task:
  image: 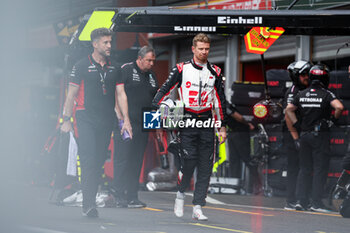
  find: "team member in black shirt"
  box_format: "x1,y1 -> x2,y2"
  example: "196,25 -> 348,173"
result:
286,64 -> 343,212
112,46 -> 159,208
283,60 -> 312,210
61,28 -> 132,218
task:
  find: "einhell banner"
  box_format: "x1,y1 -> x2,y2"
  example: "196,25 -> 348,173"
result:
149,0 -> 272,38
176,0 -> 272,10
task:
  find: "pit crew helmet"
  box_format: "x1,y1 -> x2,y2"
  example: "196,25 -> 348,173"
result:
287,60 -> 312,88
309,63 -> 330,88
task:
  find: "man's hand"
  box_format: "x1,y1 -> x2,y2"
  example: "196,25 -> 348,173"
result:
248,123 -> 255,131
121,119 -> 133,139
218,127 -> 227,144
60,121 -> 72,133
294,138 -> 301,151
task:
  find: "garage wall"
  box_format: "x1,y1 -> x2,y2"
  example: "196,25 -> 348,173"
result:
313,36 -> 350,61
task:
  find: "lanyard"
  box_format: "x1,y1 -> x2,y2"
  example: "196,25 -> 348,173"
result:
99,70 -> 107,95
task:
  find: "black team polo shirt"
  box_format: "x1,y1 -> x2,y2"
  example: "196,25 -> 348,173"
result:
119,61 -> 159,126
69,54 -> 120,126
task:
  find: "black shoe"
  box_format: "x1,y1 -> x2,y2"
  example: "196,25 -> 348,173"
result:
295,201 -> 308,211
109,187 -> 127,208
310,202 -> 331,213
82,207 -> 99,218
284,201 -> 297,210
128,199 -> 146,208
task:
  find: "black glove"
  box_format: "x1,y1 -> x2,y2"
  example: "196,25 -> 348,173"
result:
294,139 -> 301,151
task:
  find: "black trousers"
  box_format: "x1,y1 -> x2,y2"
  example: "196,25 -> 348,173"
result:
283,131 -> 300,203
227,131 -> 260,193
297,132 -> 330,205
76,115 -> 112,209
177,127 -> 215,206
113,126 -> 149,201
228,131 -> 250,178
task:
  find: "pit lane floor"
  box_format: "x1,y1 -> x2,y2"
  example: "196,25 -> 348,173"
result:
1,183 -> 349,233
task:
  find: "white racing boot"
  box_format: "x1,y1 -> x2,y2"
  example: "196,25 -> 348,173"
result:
192,205 -> 208,221
174,192 -> 185,217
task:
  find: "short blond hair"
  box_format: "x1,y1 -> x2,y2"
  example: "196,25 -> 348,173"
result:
192,33 -> 211,47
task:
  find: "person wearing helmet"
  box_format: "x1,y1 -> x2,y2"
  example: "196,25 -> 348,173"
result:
285,63 -> 344,212
283,60 -> 312,210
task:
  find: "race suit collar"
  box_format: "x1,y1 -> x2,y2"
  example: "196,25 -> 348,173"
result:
191,59 -> 211,71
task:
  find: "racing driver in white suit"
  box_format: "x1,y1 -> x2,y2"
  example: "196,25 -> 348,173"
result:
152,33 -> 227,221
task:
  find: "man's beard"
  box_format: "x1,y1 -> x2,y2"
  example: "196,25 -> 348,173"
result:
197,55 -> 207,63
100,50 -> 110,58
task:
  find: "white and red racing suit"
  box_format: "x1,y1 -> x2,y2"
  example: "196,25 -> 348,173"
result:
152,59 -> 227,206
152,59 -> 226,123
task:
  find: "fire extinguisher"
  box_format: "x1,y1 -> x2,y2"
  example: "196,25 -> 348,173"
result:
154,132 -> 169,169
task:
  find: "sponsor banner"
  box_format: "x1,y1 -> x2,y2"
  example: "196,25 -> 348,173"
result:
218,16 -> 262,25
176,0 -> 272,10
148,0 -> 271,38
174,26 -> 217,32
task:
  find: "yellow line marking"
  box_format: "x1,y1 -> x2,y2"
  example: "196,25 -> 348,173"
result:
189,223 -> 252,233
143,207 -> 164,212
105,223 -> 117,226
202,206 -> 274,216
285,210 -> 341,217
